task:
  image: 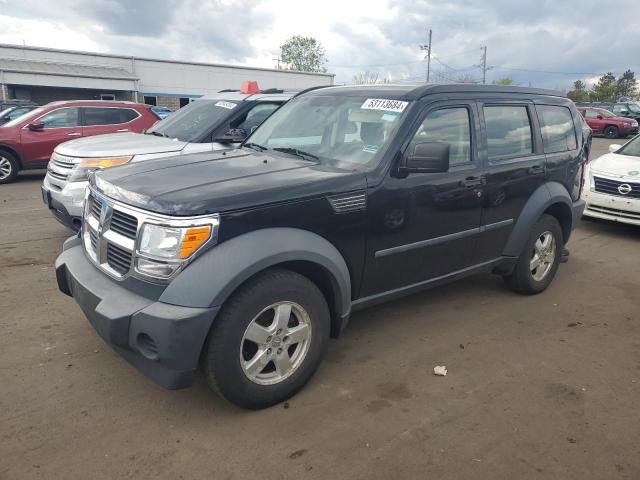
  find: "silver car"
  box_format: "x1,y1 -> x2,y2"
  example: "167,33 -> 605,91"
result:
42,90 -> 294,230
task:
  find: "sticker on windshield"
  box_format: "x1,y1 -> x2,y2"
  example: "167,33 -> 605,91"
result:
381,113 -> 399,122
361,98 -> 408,113
362,144 -> 379,154
215,101 -> 237,110
629,170 -> 639,176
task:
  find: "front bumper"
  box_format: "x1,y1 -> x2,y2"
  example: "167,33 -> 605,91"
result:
42,175 -> 87,230
621,125 -> 639,136
56,239 -> 218,389
582,189 -> 640,225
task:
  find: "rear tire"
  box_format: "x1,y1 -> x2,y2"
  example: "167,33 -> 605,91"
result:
503,214 -> 563,295
202,269 -> 330,409
0,151 -> 19,184
603,125 -> 619,139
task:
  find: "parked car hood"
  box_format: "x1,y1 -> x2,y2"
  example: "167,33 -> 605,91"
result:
94,149 -> 365,216
589,152 -> 640,179
55,132 -> 188,158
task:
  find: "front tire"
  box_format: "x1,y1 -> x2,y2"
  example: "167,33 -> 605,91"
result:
503,214 -> 563,295
603,125 -> 619,139
0,151 -> 19,184
202,269 -> 330,409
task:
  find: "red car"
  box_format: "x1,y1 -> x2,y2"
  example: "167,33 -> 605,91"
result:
0,100 -> 160,184
577,107 -> 639,139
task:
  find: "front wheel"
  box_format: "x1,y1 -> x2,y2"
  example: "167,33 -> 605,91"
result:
603,126 -> 619,139
202,269 -> 330,409
503,214 -> 563,295
0,151 -> 19,184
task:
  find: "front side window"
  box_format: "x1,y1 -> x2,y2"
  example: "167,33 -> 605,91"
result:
247,95 -> 407,165
37,108 -> 80,128
147,99 -> 240,142
409,107 -> 472,166
584,109 -> 599,119
537,105 -> 577,153
484,105 -> 533,159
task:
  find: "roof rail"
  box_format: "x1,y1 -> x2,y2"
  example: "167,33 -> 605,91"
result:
292,85 -> 332,98
218,89 -> 239,93
260,88 -> 284,94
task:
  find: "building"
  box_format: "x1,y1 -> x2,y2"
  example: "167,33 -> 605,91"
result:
0,44 -> 334,110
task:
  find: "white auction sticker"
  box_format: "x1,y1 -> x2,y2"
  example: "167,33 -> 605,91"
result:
361,98 -> 408,113
215,101 -> 237,109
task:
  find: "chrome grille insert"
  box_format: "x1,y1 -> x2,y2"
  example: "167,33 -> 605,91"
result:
593,176 -> 640,199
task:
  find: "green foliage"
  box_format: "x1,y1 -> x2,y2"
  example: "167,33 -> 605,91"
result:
280,36 -> 327,73
352,71 -> 390,84
567,80 -> 588,102
492,77 -> 514,85
616,69 -> 638,98
590,72 -> 617,101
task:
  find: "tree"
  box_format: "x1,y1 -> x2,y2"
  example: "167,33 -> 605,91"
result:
280,36 -> 327,73
616,70 -> 637,99
492,77 -> 514,85
567,80 -> 589,102
352,71 -> 390,84
591,72 -> 617,101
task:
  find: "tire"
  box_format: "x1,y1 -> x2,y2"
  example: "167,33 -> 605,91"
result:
603,125 -> 619,139
0,151 -> 19,184
503,214 -> 563,295
202,269 -> 330,409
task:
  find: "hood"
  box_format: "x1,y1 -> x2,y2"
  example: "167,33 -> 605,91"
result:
55,132 -> 187,157
94,149 -> 366,216
589,152 -> 640,179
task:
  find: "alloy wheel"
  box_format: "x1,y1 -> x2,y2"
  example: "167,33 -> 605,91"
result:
0,156 -> 12,180
530,231 -> 556,281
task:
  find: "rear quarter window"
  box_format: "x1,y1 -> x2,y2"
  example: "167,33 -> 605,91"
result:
537,105 -> 577,153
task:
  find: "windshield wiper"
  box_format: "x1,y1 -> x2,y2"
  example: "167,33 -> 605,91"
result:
244,142 -> 267,152
272,147 -> 319,161
146,130 -> 168,138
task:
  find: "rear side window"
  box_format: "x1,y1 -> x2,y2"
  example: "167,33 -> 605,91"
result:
484,106 -> 533,159
537,105 -> 577,153
83,107 -> 138,126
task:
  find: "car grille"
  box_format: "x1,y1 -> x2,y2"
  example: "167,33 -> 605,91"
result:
593,176 -> 640,199
46,152 -> 79,183
82,191 -> 141,279
586,205 -> 640,221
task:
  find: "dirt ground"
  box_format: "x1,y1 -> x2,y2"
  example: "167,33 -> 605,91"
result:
1,138 -> 639,480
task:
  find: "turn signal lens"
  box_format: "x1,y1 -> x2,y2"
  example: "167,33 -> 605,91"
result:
78,156 -> 133,168
179,226 -> 211,258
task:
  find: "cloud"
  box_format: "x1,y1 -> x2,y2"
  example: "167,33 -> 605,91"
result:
0,0 -> 639,89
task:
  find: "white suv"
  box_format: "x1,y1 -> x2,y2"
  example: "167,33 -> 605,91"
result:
43,88 -> 294,230
582,137 -> 640,225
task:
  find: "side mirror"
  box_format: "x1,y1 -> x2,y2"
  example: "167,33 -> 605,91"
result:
596,115 -> 603,120
214,128 -> 246,143
27,121 -> 45,131
403,142 -> 450,174
609,144 -> 622,153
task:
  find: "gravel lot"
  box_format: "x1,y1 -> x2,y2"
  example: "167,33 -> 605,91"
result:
1,138 -> 639,480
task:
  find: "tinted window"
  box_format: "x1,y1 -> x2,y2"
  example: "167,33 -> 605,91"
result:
37,108 -> 80,128
484,106 -> 533,159
537,105 -> 577,153
83,107 -> 138,126
232,103 -> 280,135
410,107 -> 472,165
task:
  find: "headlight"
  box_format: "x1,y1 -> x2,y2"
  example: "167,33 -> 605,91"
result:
68,155 -> 133,182
135,219 -> 219,279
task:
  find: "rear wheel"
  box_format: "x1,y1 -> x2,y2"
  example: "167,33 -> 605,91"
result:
503,214 -> 563,295
0,151 -> 19,184
202,269 -> 330,409
603,125 -> 619,139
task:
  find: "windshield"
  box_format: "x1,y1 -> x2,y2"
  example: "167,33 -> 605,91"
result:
246,95 -> 408,165
1,106 -> 45,128
618,136 -> 640,157
146,99 -> 238,142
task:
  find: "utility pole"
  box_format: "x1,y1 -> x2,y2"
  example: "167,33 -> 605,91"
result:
475,46 -> 493,84
419,29 -> 432,84
273,57 -> 282,70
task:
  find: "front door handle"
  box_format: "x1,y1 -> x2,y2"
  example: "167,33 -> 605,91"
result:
116,129 -> 128,132
528,165 -> 545,175
67,132 -> 81,137
460,176 -> 484,188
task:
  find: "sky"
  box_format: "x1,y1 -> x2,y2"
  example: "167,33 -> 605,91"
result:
1,0 -> 639,90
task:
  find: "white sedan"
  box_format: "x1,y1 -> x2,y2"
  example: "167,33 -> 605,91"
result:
582,137 -> 640,225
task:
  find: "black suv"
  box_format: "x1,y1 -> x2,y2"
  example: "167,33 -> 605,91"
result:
55,85 -> 586,409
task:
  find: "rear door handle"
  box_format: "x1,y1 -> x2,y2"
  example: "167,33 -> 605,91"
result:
67,132 -> 81,137
528,165 -> 545,175
460,176 -> 484,188
116,129 -> 128,132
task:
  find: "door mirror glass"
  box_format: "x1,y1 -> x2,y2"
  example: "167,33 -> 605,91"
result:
27,121 -> 45,131
214,128 -> 246,143
404,142 -> 450,174
609,144 -> 622,153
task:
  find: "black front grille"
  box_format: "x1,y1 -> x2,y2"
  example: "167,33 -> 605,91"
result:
593,176 -> 640,199
89,230 -> 98,251
110,210 -> 138,238
107,243 -> 132,274
90,195 -> 102,218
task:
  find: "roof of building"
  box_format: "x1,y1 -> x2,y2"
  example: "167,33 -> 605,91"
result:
0,58 -> 138,81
